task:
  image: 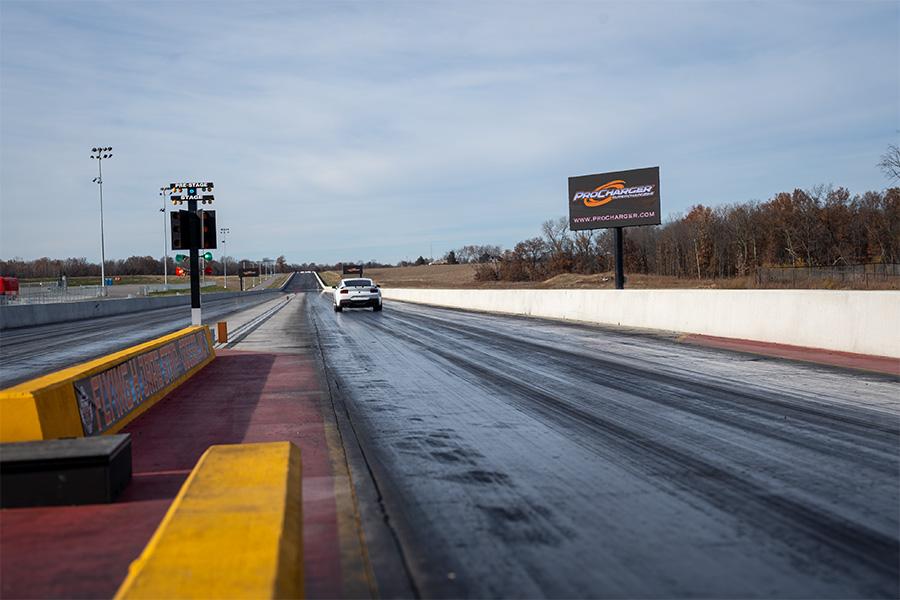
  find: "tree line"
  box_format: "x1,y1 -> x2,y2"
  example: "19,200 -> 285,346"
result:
1,255 -> 288,280
449,185 -> 899,282
0,252 -> 400,281
4,184 -> 896,283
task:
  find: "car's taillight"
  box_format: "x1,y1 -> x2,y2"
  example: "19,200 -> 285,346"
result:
371,288 -> 378,293
340,289 -> 348,294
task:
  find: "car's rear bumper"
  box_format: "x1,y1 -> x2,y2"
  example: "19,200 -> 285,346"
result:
337,297 -> 382,308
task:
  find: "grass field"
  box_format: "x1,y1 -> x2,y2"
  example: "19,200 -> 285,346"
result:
23,274 -> 292,295
21,267 -> 895,291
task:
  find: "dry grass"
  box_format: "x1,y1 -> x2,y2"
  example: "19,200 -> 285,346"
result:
89,268 -> 896,291
321,264 -> 898,291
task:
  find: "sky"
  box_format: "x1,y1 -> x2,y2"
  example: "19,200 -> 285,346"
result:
1,0 -> 897,267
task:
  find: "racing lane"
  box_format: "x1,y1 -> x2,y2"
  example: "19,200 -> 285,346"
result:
0,274 -> 313,388
307,290 -> 899,599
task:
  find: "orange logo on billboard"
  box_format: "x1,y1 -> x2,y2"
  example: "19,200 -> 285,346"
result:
573,180 -> 654,207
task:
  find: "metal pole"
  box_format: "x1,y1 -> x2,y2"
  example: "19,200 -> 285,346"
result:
99,160 -> 106,293
221,228 -> 229,289
614,227 -> 625,289
160,188 -> 168,286
91,147 -> 112,295
188,200 -> 201,326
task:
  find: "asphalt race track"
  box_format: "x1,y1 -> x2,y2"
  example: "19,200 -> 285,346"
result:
307,285 -> 899,599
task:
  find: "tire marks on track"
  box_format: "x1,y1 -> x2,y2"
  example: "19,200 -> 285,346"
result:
365,304 -> 899,596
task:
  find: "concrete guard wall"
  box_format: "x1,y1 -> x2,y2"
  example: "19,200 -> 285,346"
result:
0,289 -> 281,330
0,326 -> 215,442
382,288 -> 900,359
115,442 -> 303,600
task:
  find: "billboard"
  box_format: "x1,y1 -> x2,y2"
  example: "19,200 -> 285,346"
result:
569,166 -> 660,230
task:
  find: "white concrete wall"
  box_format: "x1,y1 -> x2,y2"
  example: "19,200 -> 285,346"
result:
382,288 -> 900,359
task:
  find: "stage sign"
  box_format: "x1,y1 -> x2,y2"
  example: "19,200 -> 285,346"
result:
73,328 -> 212,436
569,166 -> 661,230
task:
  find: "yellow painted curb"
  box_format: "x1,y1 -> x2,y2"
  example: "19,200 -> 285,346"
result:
115,442 -> 304,600
0,326 -> 214,442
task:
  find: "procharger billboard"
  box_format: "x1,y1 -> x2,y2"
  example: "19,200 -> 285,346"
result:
569,166 -> 661,230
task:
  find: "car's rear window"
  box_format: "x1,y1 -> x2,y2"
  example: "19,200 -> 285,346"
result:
344,279 -> 372,287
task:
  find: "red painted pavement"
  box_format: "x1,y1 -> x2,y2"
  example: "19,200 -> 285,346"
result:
0,350 -> 344,599
681,334 -> 900,375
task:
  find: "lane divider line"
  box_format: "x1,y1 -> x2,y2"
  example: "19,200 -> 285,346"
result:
215,297 -> 291,349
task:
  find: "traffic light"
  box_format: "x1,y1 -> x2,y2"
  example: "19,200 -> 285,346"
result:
200,210 -> 217,249
204,266 -> 213,275
170,211 -> 189,250
174,254 -> 186,263
175,267 -> 186,276
200,184 -> 214,204
202,251 -> 213,261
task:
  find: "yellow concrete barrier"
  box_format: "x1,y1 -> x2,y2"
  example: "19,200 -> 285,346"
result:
115,442 -> 304,600
0,326 -> 215,442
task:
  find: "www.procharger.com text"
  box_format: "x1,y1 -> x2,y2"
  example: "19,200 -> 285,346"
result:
572,211 -> 656,224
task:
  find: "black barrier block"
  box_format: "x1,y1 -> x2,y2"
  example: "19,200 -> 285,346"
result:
0,434 -> 132,508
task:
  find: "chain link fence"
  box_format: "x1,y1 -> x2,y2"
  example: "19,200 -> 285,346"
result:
757,264 -> 899,289
2,281 -> 106,305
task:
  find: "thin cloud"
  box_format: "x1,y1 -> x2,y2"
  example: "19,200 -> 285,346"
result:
2,0 -> 897,265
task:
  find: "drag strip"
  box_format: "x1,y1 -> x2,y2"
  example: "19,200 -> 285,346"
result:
214,296 -> 292,349
307,292 -> 899,599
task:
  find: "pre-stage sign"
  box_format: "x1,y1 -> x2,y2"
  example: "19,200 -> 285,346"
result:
569,167 -> 661,230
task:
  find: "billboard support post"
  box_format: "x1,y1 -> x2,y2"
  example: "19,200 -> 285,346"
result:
614,227 -> 625,290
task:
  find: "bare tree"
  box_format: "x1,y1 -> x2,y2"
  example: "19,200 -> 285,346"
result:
878,135 -> 900,182
541,217 -> 570,255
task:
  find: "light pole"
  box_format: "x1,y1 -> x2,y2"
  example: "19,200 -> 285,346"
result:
220,228 -> 230,289
90,147 -> 112,294
159,187 -> 169,286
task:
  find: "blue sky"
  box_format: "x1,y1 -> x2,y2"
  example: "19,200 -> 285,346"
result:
1,0 -> 897,266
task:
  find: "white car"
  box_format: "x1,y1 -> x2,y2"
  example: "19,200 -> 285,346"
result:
333,278 -> 383,312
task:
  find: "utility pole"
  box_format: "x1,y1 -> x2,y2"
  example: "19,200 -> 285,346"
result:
221,228 -> 230,289
159,187 -> 169,286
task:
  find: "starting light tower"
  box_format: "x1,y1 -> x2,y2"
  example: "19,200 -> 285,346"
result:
166,182 -> 216,326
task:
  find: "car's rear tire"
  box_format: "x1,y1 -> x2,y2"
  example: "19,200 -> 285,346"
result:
334,304 -> 342,312
373,303 -> 382,311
